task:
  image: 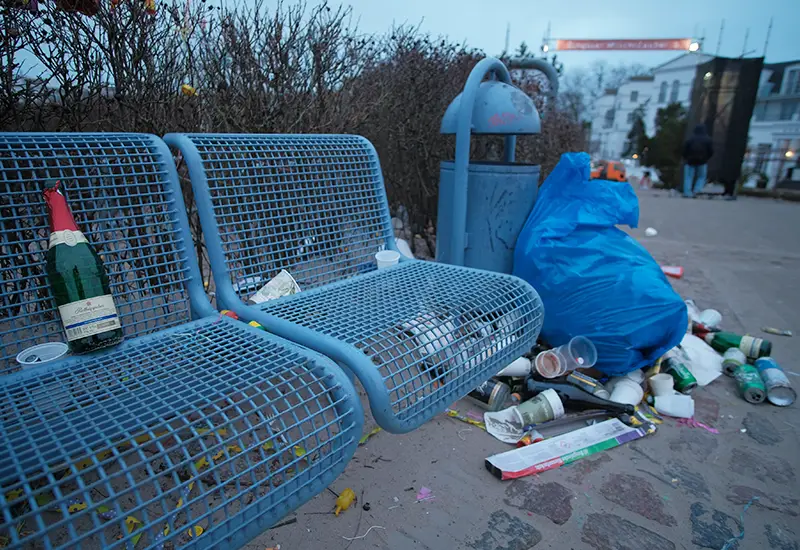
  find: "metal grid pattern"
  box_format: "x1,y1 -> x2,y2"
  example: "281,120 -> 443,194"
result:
167,133 -> 544,431
0,134 -> 192,375
261,262 -> 542,426
0,318 -> 361,549
167,134 -> 392,294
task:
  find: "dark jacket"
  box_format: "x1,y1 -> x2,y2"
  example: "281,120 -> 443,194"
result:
682,125 -> 714,166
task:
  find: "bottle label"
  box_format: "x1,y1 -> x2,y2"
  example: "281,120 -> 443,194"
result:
739,335 -> 762,358
58,294 -> 121,341
50,230 -> 88,248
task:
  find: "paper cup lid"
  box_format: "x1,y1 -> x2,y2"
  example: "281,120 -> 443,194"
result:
16,342 -> 69,366
540,389 -> 565,419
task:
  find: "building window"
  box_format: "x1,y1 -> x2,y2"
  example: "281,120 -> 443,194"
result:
670,80 -> 680,103
754,143 -> 770,172
626,112 -> 634,123
784,69 -> 800,95
658,82 -> 667,103
603,109 -> 615,129
630,90 -> 639,103
780,101 -> 798,120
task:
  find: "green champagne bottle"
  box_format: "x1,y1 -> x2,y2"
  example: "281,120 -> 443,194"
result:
703,331 -> 771,360
43,181 -> 123,353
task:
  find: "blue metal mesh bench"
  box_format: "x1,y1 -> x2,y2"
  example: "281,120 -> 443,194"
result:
165,133 -> 544,434
0,133 -> 363,549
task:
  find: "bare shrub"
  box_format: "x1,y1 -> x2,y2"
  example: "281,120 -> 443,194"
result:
2,0 -> 584,259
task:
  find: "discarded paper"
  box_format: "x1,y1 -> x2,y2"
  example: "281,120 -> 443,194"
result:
248,270 -> 301,304
485,418 -> 654,480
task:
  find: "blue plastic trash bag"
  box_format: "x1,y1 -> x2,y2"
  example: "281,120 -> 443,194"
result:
513,152 -> 687,376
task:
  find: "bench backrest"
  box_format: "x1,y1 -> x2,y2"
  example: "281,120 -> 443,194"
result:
0,133 -> 208,375
165,134 -> 394,303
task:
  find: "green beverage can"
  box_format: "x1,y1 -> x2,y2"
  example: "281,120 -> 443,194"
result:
722,348 -> 747,377
734,364 -> 767,404
468,379 -> 510,411
662,353 -> 698,394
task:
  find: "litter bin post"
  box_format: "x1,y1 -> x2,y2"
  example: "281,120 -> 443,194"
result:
437,56 -> 555,273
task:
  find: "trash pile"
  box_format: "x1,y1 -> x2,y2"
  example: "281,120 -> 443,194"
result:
446,152 -> 797,482
453,300 -> 795,480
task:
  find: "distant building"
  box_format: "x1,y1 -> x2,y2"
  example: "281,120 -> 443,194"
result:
590,54 -> 800,188
590,53 -> 713,159
744,60 -> 800,187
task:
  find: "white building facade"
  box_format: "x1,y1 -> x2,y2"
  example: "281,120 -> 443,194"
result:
744,61 -> 800,187
590,53 -> 800,187
590,53 -> 713,159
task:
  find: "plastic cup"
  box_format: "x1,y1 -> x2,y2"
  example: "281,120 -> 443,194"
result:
534,350 -> 564,378
16,342 -> 69,367
648,373 -> 675,396
514,389 -> 565,426
535,336 -> 597,378
375,250 -> 400,269
609,377 -> 644,405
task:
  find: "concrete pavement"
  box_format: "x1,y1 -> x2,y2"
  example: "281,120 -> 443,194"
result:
252,190 -> 800,550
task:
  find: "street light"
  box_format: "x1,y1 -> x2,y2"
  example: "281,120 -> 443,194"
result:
786,150 -> 795,159
632,154 -> 639,160
541,43 -> 550,53
689,41 -> 700,52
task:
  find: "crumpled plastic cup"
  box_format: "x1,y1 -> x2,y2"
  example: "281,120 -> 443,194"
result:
654,394 -> 695,418
16,342 -> 69,367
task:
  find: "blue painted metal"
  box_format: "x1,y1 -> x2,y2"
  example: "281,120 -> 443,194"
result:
436,56 -> 557,272
439,161 -> 540,274
440,80 -> 541,136
0,133 -> 362,549
164,133 -> 545,434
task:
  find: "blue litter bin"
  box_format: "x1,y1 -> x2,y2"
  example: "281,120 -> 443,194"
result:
437,57 -> 557,274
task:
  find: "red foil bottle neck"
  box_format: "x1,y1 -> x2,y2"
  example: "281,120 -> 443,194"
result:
43,181 -> 80,233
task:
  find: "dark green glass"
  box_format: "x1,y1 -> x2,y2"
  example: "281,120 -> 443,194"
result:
43,181 -> 123,354
45,241 -> 123,353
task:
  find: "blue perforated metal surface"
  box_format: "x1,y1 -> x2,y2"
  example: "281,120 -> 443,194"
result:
167,134 -> 392,293
0,318 -> 361,549
260,262 -> 542,425
0,133 -> 362,548
166,133 -> 544,433
0,134 -> 193,375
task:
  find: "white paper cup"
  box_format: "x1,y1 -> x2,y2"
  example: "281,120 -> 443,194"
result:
375,250 -> 401,269
648,373 -> 675,396
698,309 -> 722,328
625,369 -> 645,384
609,378 -> 644,405
16,342 -> 69,367
654,394 -> 695,418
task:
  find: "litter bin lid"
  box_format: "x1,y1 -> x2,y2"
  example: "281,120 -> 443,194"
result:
441,80 -> 541,136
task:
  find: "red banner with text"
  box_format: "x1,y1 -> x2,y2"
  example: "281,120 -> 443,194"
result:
554,39 -> 693,51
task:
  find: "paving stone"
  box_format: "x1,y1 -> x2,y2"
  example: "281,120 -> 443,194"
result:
599,473 -> 676,527
581,513 -> 675,550
730,447 -> 795,485
467,510 -> 542,550
690,502 -> 739,549
743,412 -> 784,446
765,523 -> 799,550
505,481 -> 574,525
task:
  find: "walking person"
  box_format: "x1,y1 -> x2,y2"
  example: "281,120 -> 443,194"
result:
682,124 -> 714,198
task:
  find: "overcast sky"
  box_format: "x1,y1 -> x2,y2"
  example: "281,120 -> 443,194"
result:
312,0 -> 800,70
